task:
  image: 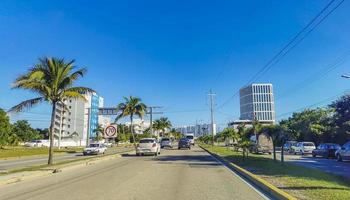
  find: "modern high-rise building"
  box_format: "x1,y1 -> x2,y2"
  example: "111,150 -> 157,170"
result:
239,83 -> 275,123
53,92 -> 104,146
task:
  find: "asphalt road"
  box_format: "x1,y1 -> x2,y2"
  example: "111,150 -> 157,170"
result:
0,147 -> 133,172
282,153 -> 350,179
0,146 -> 268,200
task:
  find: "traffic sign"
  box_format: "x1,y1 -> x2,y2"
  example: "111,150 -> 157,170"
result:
104,125 -> 117,138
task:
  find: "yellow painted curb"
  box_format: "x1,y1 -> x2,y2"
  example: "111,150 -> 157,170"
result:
200,145 -> 297,200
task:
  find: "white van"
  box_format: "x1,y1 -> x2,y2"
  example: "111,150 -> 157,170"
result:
186,134 -> 195,146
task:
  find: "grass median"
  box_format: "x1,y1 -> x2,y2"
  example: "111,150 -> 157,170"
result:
0,146 -> 84,159
201,144 -> 350,200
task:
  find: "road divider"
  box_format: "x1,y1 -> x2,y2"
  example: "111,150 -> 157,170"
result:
199,144 -> 297,200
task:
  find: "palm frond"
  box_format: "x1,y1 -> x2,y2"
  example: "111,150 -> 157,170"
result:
8,97 -> 44,113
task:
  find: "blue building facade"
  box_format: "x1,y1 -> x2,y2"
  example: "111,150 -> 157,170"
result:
89,93 -> 100,139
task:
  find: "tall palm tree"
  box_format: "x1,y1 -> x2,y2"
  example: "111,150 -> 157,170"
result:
9,57 -> 94,165
152,119 -> 162,139
159,117 -> 172,137
115,96 -> 147,149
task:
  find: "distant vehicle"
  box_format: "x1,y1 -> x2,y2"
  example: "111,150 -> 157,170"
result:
249,133 -> 272,154
335,141 -> 350,162
292,142 -> 316,155
83,143 -> 107,155
178,138 -> 191,150
312,143 -> 340,158
24,140 -> 45,147
283,141 -> 298,153
186,134 -> 195,146
104,142 -> 114,147
136,138 -> 160,156
160,138 -> 172,148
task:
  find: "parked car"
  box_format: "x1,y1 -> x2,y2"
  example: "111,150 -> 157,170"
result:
284,141 -> 298,153
136,138 -> 160,156
160,138 -> 172,148
24,140 -> 44,147
186,134 -> 195,145
83,143 -> 107,155
249,133 -> 272,154
292,142 -> 316,155
312,143 -> 340,158
178,138 -> 191,150
335,141 -> 350,162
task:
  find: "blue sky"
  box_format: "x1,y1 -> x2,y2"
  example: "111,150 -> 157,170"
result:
0,0 -> 350,129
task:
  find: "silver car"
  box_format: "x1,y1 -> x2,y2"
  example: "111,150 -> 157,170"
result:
160,138 -> 172,148
336,141 -> 350,161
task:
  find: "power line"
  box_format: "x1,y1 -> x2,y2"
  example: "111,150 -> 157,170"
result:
276,50 -> 350,100
216,0 -> 344,110
276,90 -> 349,119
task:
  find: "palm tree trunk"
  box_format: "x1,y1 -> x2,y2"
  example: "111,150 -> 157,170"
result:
273,143 -> 276,161
130,116 -> 137,150
48,102 -> 56,165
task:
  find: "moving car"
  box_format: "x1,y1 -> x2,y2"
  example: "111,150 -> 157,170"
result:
83,143 -> 107,155
312,143 -> 340,158
284,141 -> 298,153
292,142 -> 316,155
160,137 -> 172,148
335,141 -> 350,162
136,138 -> 160,156
186,134 -> 195,146
178,138 -> 191,150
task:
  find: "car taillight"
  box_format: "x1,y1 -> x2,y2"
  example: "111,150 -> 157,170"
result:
152,143 -> 157,147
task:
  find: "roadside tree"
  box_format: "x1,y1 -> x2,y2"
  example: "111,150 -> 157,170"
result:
9,57 -> 95,165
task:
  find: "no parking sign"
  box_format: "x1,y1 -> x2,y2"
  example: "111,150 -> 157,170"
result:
104,125 -> 117,138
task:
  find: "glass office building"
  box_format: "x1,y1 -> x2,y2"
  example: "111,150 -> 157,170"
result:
239,83 -> 275,123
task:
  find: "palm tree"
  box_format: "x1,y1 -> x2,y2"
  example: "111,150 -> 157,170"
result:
262,125 -> 282,161
93,124 -> 104,142
152,119 -> 162,139
9,57 -> 94,165
159,117 -> 172,137
115,96 -> 147,149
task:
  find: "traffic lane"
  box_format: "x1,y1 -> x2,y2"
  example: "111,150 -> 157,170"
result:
0,147 -> 133,171
0,146 -> 267,200
282,154 -> 350,179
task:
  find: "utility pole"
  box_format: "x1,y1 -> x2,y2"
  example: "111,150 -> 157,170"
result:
208,90 -> 216,146
147,106 -> 163,139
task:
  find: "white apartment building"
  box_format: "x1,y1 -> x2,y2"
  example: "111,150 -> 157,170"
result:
239,83 -> 275,123
53,92 -> 104,147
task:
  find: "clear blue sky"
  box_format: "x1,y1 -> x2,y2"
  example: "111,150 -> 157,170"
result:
0,0 -> 349,129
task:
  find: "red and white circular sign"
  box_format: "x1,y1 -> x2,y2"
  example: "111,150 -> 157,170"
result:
104,125 -> 117,138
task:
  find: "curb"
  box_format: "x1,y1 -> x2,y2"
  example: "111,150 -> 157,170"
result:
199,145 -> 296,200
0,149 -> 134,187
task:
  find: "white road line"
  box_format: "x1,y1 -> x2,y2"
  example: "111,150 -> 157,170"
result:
207,152 -> 271,200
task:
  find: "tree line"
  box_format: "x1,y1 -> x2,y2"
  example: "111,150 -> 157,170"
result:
0,108 -> 49,147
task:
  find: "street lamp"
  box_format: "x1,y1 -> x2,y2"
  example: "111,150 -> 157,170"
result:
341,75 -> 350,79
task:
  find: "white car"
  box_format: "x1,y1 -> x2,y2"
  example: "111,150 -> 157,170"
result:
83,143 -> 107,155
186,134 -> 195,146
292,142 -> 316,155
24,140 -> 44,147
136,138 -> 160,156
